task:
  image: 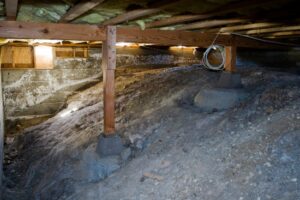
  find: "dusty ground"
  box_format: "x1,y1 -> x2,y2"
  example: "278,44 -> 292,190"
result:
2,65 -> 300,200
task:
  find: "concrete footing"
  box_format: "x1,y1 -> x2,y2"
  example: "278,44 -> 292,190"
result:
194,71 -> 247,112
216,71 -> 243,89
96,134 -> 124,157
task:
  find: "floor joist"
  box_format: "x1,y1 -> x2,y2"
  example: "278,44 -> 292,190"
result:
102,9 -> 160,26
101,0 -> 183,25
219,22 -> 281,33
60,0 -> 105,22
244,25 -> 300,35
176,19 -> 247,31
145,0 -> 287,28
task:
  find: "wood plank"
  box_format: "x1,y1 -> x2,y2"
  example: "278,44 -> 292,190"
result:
101,0 -> 183,25
102,9 -> 160,25
264,31 -> 300,38
60,0 -> 105,22
245,25 -> 300,35
117,27 -> 232,47
0,21 -> 106,41
146,15 -> 211,28
34,46 -> 54,69
0,21 -> 294,48
5,0 -> 18,20
177,19 -> 247,30
145,0 -> 287,28
219,22 -> 281,33
102,26 -> 116,135
224,45 -> 236,72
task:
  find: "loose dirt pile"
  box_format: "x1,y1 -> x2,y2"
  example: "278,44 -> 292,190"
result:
2,65 -> 300,200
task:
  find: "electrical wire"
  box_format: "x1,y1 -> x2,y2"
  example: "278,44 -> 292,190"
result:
231,32 -> 300,47
202,45 -> 225,71
201,31 -> 226,71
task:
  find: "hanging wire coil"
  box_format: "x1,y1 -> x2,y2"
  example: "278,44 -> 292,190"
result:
202,44 -> 225,71
201,31 -> 225,71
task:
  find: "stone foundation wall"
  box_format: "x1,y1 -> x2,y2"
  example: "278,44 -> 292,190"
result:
1,46 -> 199,134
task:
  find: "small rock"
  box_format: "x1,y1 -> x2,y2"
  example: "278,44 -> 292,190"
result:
142,172 -> 164,181
121,148 -> 131,161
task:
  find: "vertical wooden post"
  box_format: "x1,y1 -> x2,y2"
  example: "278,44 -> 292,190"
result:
0,47 -> 4,189
102,26 -> 116,135
224,37 -> 237,72
224,46 -> 237,72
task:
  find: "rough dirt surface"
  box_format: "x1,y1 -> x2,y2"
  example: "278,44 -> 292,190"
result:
2,65 -> 300,200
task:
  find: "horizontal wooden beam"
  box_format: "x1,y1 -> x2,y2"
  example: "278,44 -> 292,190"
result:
3,42 -> 102,48
116,28 -> 232,46
0,21 -> 106,41
177,19 -> 247,30
0,21 -> 294,48
60,0 -> 105,22
5,0 -> 18,20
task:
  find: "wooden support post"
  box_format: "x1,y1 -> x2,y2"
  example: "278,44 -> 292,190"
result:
102,26 -> 116,135
224,46 -> 237,72
0,47 -> 4,189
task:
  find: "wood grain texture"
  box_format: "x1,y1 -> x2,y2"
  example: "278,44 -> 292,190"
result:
117,28 -> 232,47
0,21 -> 293,48
224,45 -> 237,72
102,26 -> 116,135
0,21 -> 106,41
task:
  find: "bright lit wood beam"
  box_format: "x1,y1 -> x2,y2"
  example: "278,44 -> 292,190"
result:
264,30 -> 300,38
177,19 -> 247,31
245,25 -> 300,35
219,22 -> 281,33
5,0 -> 18,20
60,0 -> 105,22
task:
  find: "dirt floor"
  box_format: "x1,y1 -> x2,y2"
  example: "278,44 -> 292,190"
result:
2,64 -> 300,200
